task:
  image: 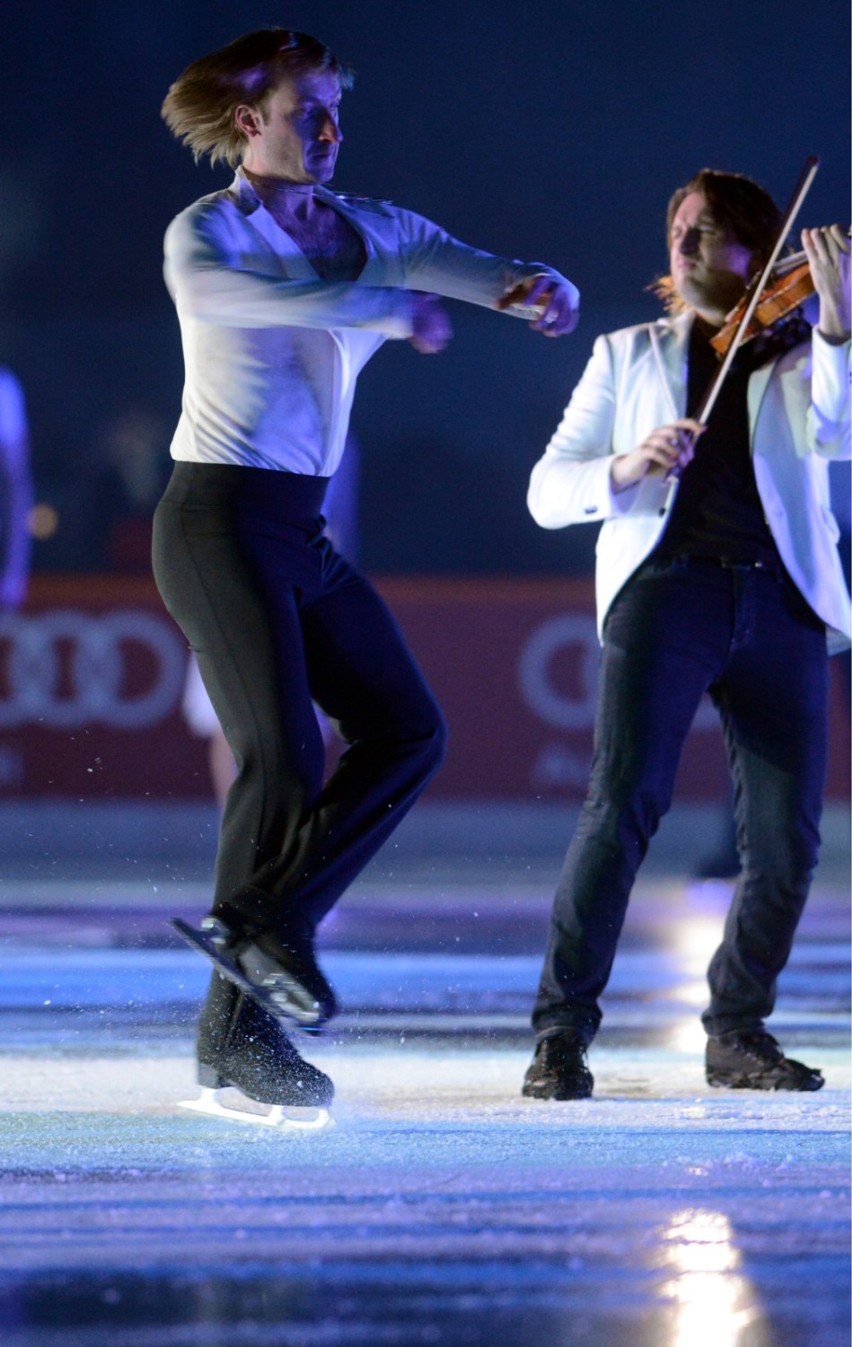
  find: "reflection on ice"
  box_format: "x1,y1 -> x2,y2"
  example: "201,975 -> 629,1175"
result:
656,899 -> 726,1054
663,1209 -> 765,1347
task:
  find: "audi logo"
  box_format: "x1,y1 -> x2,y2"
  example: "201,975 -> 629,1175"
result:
518,613 -> 600,729
0,609 -> 186,729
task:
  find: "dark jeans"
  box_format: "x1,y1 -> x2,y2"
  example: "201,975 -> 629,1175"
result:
153,464 -> 446,1044
532,555 -> 828,1044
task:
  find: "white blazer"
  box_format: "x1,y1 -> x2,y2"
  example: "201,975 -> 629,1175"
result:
528,312 -> 851,652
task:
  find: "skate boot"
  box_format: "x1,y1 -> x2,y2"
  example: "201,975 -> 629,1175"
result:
172,912 -> 337,1031
706,1029 -> 824,1091
179,982 -> 335,1129
521,1028 -> 594,1100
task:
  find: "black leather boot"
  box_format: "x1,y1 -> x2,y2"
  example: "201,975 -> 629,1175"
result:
522,1029 -> 594,1100
706,1029 -> 823,1092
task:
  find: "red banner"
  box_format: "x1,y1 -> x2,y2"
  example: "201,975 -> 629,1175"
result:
4,574 -> 849,802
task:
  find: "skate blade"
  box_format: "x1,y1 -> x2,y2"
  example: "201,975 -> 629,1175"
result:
178,1087 -> 333,1131
170,918 -> 322,1032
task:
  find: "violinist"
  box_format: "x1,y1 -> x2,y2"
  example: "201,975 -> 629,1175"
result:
522,168 -> 850,1101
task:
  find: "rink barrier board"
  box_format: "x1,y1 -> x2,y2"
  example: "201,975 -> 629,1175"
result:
2,573 -> 848,802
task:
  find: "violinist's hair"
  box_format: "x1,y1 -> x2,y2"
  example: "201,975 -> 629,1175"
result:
654,168 -> 782,312
161,29 -> 354,168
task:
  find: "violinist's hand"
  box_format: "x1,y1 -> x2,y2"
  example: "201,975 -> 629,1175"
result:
496,274 -> 580,336
801,224 -> 851,343
611,418 -> 705,492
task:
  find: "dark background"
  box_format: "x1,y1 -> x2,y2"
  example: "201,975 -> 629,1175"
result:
2,0 -> 849,576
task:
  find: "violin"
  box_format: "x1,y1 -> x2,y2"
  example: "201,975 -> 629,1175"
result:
710,247 -> 816,354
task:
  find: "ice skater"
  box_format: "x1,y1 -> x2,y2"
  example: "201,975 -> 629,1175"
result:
521,168 -> 850,1101
154,28 -> 580,1125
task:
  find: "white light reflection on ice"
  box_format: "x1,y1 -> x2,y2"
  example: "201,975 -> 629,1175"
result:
663,902 -> 727,1055
661,1209 -> 765,1346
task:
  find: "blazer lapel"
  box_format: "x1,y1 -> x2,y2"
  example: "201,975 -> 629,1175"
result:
649,313 -> 692,421
746,359 -> 776,436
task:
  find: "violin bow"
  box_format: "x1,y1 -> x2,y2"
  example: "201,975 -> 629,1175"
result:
660,153 -> 820,512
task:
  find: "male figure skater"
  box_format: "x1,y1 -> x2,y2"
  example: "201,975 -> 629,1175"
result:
155,28 -> 580,1121
521,169 -> 849,1100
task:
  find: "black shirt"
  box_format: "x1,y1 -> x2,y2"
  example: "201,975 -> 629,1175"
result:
653,320 -> 783,568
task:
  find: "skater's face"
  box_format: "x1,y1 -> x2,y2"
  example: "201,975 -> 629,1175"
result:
235,70 -> 343,184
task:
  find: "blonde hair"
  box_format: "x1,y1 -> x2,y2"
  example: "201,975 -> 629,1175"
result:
161,28 -> 354,168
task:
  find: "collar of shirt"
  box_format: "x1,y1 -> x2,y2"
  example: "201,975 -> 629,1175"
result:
230,168 -> 348,217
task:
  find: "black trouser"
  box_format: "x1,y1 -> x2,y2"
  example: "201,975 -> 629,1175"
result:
153,463 -> 446,1048
532,556 -> 828,1045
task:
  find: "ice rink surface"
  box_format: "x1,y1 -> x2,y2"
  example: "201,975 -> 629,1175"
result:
0,810 -> 848,1347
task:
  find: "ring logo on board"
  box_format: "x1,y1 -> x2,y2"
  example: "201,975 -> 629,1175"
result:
517,609 -> 719,746
518,613 -> 599,729
0,609 -> 186,729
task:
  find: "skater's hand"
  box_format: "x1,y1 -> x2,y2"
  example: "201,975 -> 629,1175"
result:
408,292 -> 452,353
496,275 -> 580,336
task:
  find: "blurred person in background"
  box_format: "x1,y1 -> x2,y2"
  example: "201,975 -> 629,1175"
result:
0,367 -> 33,611
99,410 -> 172,571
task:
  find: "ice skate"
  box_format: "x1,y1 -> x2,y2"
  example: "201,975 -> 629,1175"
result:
171,914 -> 337,1031
179,986 -> 335,1129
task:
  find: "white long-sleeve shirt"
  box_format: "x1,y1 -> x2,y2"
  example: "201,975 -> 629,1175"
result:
164,171 -> 579,476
